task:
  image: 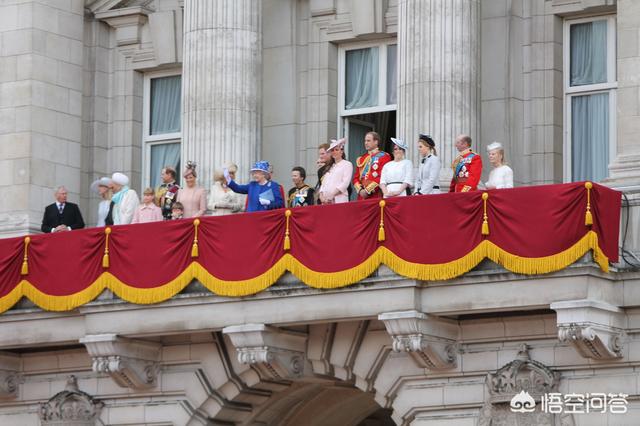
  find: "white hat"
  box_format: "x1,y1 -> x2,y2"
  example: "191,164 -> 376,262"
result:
328,138 -> 346,151
111,172 -> 129,186
390,137 -> 408,151
90,177 -> 112,194
487,142 -> 503,152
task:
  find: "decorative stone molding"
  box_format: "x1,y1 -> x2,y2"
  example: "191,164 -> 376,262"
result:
551,0 -> 616,15
222,324 -> 307,381
551,299 -> 625,360
478,344 -> 568,426
79,334 -> 161,389
39,375 -> 103,426
94,6 -> 152,46
487,344 -> 560,404
378,310 -> 459,370
310,0 -> 336,17
0,352 -> 20,399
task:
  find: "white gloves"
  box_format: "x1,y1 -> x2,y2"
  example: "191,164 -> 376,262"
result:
223,168 -> 231,184
259,198 -> 271,206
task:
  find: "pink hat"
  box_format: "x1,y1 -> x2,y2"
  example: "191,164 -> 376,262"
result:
328,138 -> 346,151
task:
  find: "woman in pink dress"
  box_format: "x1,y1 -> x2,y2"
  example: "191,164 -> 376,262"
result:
177,161 -> 207,218
319,139 -> 353,204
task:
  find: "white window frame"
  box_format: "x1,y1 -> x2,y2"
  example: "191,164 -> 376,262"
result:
337,39 -> 397,154
142,69 -> 182,189
563,15 -> 617,182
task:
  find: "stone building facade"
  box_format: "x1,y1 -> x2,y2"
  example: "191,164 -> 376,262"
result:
0,0 -> 639,425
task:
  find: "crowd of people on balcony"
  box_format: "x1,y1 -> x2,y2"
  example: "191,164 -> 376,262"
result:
40,132 -> 514,232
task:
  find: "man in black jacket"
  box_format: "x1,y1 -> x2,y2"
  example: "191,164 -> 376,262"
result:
41,186 -> 85,233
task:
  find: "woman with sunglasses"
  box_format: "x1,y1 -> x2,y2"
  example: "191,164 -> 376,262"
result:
319,138 -> 353,204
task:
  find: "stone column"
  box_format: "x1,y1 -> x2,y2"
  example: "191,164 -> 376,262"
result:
610,0 -> 640,184
397,0 -> 480,182
182,0 -> 262,181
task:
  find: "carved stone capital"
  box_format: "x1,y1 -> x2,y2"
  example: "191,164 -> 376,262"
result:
40,375 -> 103,426
551,299 -> 625,360
0,352 -> 20,399
95,6 -> 151,46
80,334 -> 161,389
222,324 -> 307,381
378,310 -> 459,370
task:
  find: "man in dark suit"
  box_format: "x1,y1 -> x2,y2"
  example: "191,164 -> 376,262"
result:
41,186 -> 85,233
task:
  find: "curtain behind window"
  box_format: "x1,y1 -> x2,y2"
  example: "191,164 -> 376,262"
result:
345,47 -> 379,109
571,93 -> 609,182
570,21 -> 607,86
386,44 -> 397,104
151,76 -> 181,134
150,143 -> 181,187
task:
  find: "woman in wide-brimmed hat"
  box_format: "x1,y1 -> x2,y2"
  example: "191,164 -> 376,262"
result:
90,176 -> 112,227
380,137 -> 414,198
319,138 -> 353,204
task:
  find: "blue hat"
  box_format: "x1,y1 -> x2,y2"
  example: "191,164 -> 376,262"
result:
250,160 -> 271,175
390,137 -> 408,151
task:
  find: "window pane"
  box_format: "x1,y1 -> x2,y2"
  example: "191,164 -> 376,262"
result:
345,47 -> 379,109
150,75 -> 181,135
571,93 -> 609,182
570,21 -> 607,86
150,143 -> 181,187
387,44 -> 397,105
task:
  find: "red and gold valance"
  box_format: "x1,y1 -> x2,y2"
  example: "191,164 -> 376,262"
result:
0,182 -> 621,313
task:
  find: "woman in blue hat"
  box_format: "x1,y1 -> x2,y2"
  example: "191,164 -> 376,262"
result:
225,161 -> 285,212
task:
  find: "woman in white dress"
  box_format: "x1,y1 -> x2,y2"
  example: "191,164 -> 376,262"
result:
485,142 -> 514,189
90,177 -> 112,227
319,138 -> 353,204
380,138 -> 413,197
414,134 -> 441,195
208,164 -> 246,216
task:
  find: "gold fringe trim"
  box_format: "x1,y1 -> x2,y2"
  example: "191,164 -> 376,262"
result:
0,231 -> 609,313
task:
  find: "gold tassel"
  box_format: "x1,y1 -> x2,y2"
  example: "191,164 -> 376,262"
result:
102,227 -> 111,268
481,192 -> 490,236
21,237 -> 30,275
191,219 -> 200,258
585,181 -> 593,226
378,200 -> 386,242
284,210 -> 292,251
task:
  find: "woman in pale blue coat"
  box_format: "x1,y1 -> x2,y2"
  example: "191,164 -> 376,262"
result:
415,134 -> 441,195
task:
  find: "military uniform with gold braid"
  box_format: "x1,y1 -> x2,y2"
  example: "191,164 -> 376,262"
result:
449,148 -> 482,192
155,181 -> 180,220
353,149 -> 392,199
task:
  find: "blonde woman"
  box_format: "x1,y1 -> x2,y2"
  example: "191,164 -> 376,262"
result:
415,134 -> 441,195
208,164 -> 245,216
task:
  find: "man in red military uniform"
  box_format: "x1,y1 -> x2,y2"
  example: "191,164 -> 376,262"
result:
353,131 -> 392,199
450,134 -> 483,192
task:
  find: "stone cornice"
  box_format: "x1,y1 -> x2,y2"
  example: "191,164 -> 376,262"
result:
551,299 -> 625,360
379,310 -> 459,370
79,334 -> 161,389
94,6 -> 151,46
222,324 -> 307,381
0,352 -> 20,399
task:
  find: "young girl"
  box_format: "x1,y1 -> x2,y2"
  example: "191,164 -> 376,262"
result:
170,202 -> 185,220
132,188 -> 163,224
